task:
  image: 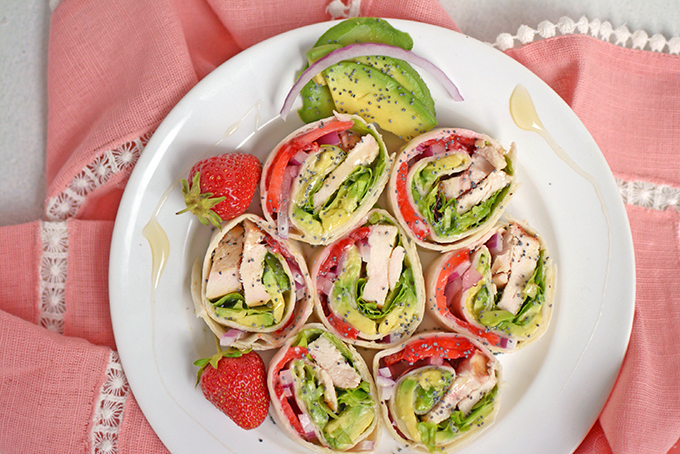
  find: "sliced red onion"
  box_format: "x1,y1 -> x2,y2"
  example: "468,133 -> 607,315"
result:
380,334 -> 394,344
298,413 -> 317,439
500,336 -> 517,350
219,329 -> 245,348
279,368 -> 295,387
376,375 -> 396,401
282,386 -> 293,398
462,266 -> 483,291
444,278 -> 462,305
277,165 -> 298,238
317,275 -> 335,296
280,43 -> 463,119
356,440 -> 375,451
316,130 -> 341,146
430,141 -> 447,156
426,355 -> 445,366
378,366 -> 392,378
486,231 -> 504,254
290,151 -> 309,166
447,259 -> 471,283
296,287 -> 306,300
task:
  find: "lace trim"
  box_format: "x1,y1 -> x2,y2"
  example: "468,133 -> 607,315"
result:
39,220 -> 69,334
491,16 -> 680,54
327,0 -> 361,19
617,178 -> 680,212
46,132 -> 153,221
91,350 -> 130,454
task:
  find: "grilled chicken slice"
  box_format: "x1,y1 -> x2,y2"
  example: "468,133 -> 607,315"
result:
318,367 -> 339,412
240,220 -> 271,308
423,351 -> 495,424
206,225 -> 244,300
387,245 -> 406,291
308,335 -> 361,389
440,154 -> 495,200
455,171 -> 511,215
312,134 -> 379,209
362,225 -> 399,309
475,142 -> 507,170
496,224 -> 541,315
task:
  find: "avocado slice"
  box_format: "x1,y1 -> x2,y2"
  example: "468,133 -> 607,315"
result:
213,306 -> 275,327
324,61 -> 437,140
378,269 -> 419,335
291,145 -> 346,210
312,17 -> 413,49
299,80 -> 336,123
394,378 -> 421,442
324,404 -> 375,450
330,245 -> 377,335
411,153 -> 471,197
305,44 -> 435,116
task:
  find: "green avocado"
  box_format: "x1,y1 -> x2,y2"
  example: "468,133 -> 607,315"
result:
324,61 -> 437,140
324,404 -> 375,450
411,368 -> 454,415
213,306 -> 275,328
312,17 -> 413,49
305,44 -> 435,115
412,153 -> 471,197
292,145 -> 346,210
299,18 -> 438,138
299,80 -> 336,123
331,245 -> 377,335
394,378 -> 421,441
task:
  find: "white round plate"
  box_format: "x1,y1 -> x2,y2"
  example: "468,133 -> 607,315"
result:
110,19 -> 635,454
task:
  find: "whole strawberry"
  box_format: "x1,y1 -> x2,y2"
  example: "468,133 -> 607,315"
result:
178,153 -> 262,227
194,349 -> 270,430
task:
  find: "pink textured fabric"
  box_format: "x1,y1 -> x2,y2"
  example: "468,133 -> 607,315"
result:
1,0 -> 680,452
506,38 -> 680,453
0,310 -> 111,453
0,222 -> 40,323
65,220 -> 116,348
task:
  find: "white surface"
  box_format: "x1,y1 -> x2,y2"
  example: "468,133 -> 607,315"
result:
109,20 -> 634,454
1,1 -> 680,226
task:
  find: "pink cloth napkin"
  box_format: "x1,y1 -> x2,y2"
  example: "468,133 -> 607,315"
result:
1,0 -> 679,453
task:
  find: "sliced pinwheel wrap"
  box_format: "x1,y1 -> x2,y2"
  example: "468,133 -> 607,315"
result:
310,209 -> 425,349
190,214 -> 313,350
268,323 -> 381,453
387,127 -> 518,252
426,217 -> 556,352
373,331 -> 501,453
260,112 -> 391,245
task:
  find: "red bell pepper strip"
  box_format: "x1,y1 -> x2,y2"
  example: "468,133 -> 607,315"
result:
395,161 -> 430,241
326,312 -> 360,340
434,251 -> 504,349
317,226 -> 371,277
271,346 -> 309,436
381,334 -> 476,367
265,120 -> 354,215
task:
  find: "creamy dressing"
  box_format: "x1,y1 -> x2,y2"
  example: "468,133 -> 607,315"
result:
142,101 -> 263,298
510,84 -> 612,414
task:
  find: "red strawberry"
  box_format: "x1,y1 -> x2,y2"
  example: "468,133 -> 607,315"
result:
194,349 -> 270,430
178,153 -> 262,227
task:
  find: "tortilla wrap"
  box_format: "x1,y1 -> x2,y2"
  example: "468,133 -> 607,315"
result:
387,127 -> 518,252
260,112 -> 392,246
309,209 -> 426,349
426,216 -> 556,352
372,331 -> 502,453
267,323 -> 381,453
191,213 -> 313,350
